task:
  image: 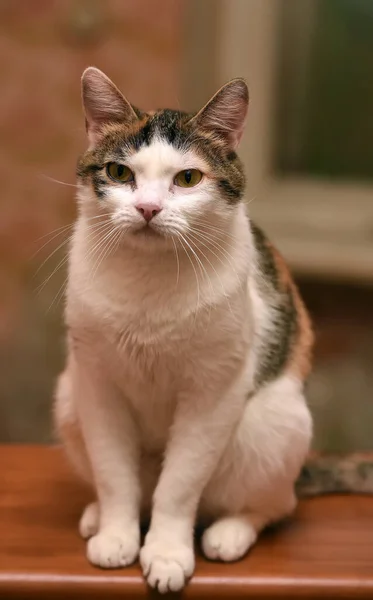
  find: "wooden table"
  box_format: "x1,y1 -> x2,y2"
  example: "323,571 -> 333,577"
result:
1,445 -> 373,598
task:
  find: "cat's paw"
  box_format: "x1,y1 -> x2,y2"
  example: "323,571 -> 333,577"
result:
79,502 -> 99,539
87,527 -> 140,568
202,515 -> 257,562
140,536 -> 195,593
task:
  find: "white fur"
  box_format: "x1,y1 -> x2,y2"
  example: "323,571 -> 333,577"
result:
55,137 -> 312,593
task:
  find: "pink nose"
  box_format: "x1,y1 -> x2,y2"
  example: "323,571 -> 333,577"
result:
135,202 -> 162,223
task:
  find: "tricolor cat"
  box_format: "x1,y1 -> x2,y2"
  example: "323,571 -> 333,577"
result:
55,67 -> 313,593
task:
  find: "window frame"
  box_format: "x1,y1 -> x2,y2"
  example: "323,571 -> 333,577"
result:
182,0 -> 373,283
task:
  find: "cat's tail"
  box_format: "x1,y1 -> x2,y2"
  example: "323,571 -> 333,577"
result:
296,453 -> 373,497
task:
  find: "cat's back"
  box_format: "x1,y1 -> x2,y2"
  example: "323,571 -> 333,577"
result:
249,221 -> 313,386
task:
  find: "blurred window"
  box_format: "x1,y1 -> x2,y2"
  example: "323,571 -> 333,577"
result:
276,0 -> 373,181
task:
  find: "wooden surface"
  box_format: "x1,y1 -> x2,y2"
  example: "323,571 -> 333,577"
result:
1,445 -> 373,599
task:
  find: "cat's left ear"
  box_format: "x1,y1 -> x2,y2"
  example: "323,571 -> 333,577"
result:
81,67 -> 139,145
190,79 -> 249,150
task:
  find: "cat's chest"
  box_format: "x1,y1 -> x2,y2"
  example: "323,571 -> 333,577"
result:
106,329 -> 181,452
130,381 -> 176,453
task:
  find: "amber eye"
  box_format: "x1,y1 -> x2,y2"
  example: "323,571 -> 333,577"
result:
174,169 -> 203,188
107,163 -> 134,183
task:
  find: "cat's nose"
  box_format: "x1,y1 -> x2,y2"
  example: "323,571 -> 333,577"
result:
135,202 -> 162,223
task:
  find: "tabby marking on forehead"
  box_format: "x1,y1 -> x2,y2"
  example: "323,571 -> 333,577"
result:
78,109 -> 245,205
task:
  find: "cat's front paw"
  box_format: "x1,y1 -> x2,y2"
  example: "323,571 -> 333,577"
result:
140,535 -> 195,593
87,527 -> 140,568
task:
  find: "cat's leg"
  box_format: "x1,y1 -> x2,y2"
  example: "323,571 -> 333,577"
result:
55,370 -> 100,539
79,501 -> 100,539
140,374 -> 249,593
55,371 -> 158,540
54,369 -> 93,482
201,374 -> 312,561
59,350 -> 141,568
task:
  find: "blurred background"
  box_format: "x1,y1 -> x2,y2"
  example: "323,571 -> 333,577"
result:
0,0 -> 372,451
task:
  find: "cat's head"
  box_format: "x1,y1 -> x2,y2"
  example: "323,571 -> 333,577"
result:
77,67 -> 248,251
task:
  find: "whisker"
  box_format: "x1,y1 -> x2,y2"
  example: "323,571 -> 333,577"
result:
189,218 -> 237,242
88,226 -> 120,282
35,221 -> 113,300
32,222 -> 73,245
46,275 -> 69,314
83,226 -> 114,272
175,234 -> 201,331
187,228 -> 241,286
191,225 -> 237,251
171,237 -> 180,288
191,221 -> 272,292
178,232 -> 211,292
36,253 -> 69,295
30,227 -> 72,262
39,174 -> 78,188
31,214 -> 113,263
33,235 -> 73,278
184,232 -> 234,317
91,226 -> 121,281
33,219 -> 112,278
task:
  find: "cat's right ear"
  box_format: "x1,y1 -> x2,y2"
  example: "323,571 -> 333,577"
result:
81,67 -> 139,146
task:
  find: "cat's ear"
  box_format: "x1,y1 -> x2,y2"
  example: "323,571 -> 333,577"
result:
81,67 -> 139,145
191,79 -> 249,150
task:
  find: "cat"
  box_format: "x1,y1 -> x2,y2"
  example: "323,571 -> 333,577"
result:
54,67 -> 314,593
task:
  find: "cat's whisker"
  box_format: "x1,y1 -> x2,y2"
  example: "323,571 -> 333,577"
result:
183,232 -> 234,317
47,275 -> 69,314
33,235 -> 73,279
83,225 -> 115,271
190,225 -> 272,292
39,174 -> 79,188
32,213 -> 111,247
175,233 -> 202,330
189,219 -> 237,242
189,218 -> 234,234
177,230 -> 215,325
35,221 -> 114,299
187,238 -> 239,290
178,232 -> 217,330
36,253 -> 69,296
94,227 -> 122,278
89,225 -> 121,282
190,225 -> 237,250
178,232 -> 213,295
84,229 -> 114,274
30,228 -> 72,263
187,228 -> 241,286
80,221 -> 117,262
32,216 -> 112,267
171,237 -> 180,288
32,223 -> 73,246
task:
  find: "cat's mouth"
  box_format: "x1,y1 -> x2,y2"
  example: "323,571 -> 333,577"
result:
133,224 -> 162,238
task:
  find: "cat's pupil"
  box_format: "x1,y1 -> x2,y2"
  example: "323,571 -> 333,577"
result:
184,170 -> 192,184
117,165 -> 124,177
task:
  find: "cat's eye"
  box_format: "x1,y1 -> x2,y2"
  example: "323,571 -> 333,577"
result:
174,169 -> 203,188
107,163 -> 134,183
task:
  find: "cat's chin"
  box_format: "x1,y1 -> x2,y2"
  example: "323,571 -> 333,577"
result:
133,225 -> 162,238
123,225 -> 175,253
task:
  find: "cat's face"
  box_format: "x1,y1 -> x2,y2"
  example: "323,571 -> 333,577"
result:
77,68 -> 248,252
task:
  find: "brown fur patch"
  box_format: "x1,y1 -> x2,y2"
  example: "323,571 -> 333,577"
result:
268,245 -> 313,381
